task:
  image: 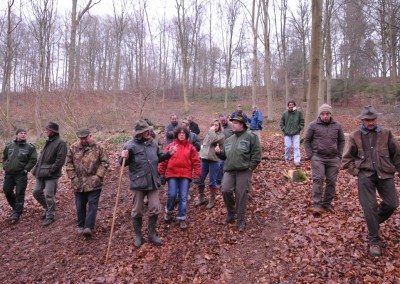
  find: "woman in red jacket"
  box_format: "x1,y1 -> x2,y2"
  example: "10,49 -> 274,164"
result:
159,126 -> 201,229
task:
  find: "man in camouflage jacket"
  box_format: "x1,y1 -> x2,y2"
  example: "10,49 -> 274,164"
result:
65,128 -> 109,237
2,128 -> 37,222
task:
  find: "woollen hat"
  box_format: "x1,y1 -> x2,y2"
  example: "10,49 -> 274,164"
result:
134,119 -> 153,136
76,128 -> 90,138
230,114 -> 248,129
15,128 -> 27,135
318,104 -> 332,114
357,105 -> 381,120
45,122 -> 59,133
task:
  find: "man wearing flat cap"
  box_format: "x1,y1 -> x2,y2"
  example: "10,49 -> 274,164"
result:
343,106 -> 400,257
305,103 -> 345,217
2,128 -> 37,222
65,128 -> 109,237
215,114 -> 261,232
120,119 -> 177,247
32,122 -> 67,226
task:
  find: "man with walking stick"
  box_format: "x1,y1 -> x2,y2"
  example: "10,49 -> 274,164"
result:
120,119 -> 176,248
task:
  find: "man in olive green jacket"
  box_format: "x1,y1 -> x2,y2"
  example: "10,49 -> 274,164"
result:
2,128 -> 37,222
65,128 -> 109,237
215,114 -> 261,232
280,100 -> 304,166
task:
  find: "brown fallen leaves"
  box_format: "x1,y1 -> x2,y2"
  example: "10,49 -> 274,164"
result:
0,132 -> 399,283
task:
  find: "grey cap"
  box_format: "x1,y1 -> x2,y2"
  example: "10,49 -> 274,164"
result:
76,128 -> 90,138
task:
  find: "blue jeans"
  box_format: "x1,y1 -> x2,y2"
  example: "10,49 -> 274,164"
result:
166,178 -> 190,220
74,189 -> 101,229
216,160 -> 225,186
199,159 -> 220,189
284,135 -> 301,164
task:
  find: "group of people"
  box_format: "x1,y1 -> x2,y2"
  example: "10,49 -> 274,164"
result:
281,101 -> 400,257
2,102 -> 399,257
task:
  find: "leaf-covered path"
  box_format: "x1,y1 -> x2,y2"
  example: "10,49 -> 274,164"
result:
0,134 -> 399,283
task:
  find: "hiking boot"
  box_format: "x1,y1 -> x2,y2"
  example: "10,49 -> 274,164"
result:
148,215 -> 162,246
195,194 -> 207,207
369,244 -> 381,257
83,228 -> 93,237
206,192 -> 216,209
237,221 -> 246,232
322,204 -> 335,213
77,227 -> 84,235
42,218 -> 54,226
164,212 -> 173,223
133,217 -> 143,248
179,220 -> 188,230
10,212 -> 20,222
226,213 -> 235,224
312,206 -> 322,217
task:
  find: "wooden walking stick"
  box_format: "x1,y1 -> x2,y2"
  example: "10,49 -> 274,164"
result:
105,157 -> 126,263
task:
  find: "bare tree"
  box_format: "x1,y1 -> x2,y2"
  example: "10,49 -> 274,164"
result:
68,0 -> 100,92
261,0 -> 274,120
174,0 -> 203,112
2,0 -> 21,133
305,0 -> 322,128
220,0 -> 242,109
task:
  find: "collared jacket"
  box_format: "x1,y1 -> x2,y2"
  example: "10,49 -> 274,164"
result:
33,134 -> 67,179
280,108 -> 304,136
122,137 -> 171,191
304,117 -> 345,159
249,110 -> 263,130
342,127 -> 400,179
158,139 -> 201,180
65,141 -> 109,192
199,129 -> 225,161
217,130 -> 261,172
3,140 -> 37,174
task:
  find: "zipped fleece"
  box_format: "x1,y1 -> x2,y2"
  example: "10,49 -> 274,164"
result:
3,140 -> 37,173
280,109 -> 304,136
217,130 -> 261,171
158,139 -> 201,180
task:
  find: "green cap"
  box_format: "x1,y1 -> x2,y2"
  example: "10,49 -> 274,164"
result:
76,128 -> 90,138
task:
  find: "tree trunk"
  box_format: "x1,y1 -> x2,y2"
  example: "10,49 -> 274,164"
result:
305,0 -> 322,128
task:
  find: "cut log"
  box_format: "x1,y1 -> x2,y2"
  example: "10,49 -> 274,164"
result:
284,169 -> 309,182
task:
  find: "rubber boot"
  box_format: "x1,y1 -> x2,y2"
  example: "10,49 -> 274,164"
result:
206,188 -> 217,209
133,217 -> 143,248
195,186 -> 207,207
148,215 -> 162,246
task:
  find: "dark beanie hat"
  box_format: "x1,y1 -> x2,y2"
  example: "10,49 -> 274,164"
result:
16,128 -> 27,135
45,122 -> 59,133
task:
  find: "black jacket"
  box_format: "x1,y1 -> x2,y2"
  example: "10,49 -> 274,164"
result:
121,137 -> 171,191
33,134 -> 67,179
3,140 -> 37,174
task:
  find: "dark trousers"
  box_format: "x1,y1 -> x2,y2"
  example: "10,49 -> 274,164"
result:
222,170 -> 251,223
311,156 -> 340,207
3,172 -> 28,214
74,189 -> 101,229
358,174 -> 398,244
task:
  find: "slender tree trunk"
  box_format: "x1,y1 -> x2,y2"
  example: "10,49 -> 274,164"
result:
305,0 -> 322,128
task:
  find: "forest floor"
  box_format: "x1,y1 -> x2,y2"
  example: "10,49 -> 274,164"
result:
0,97 -> 400,283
